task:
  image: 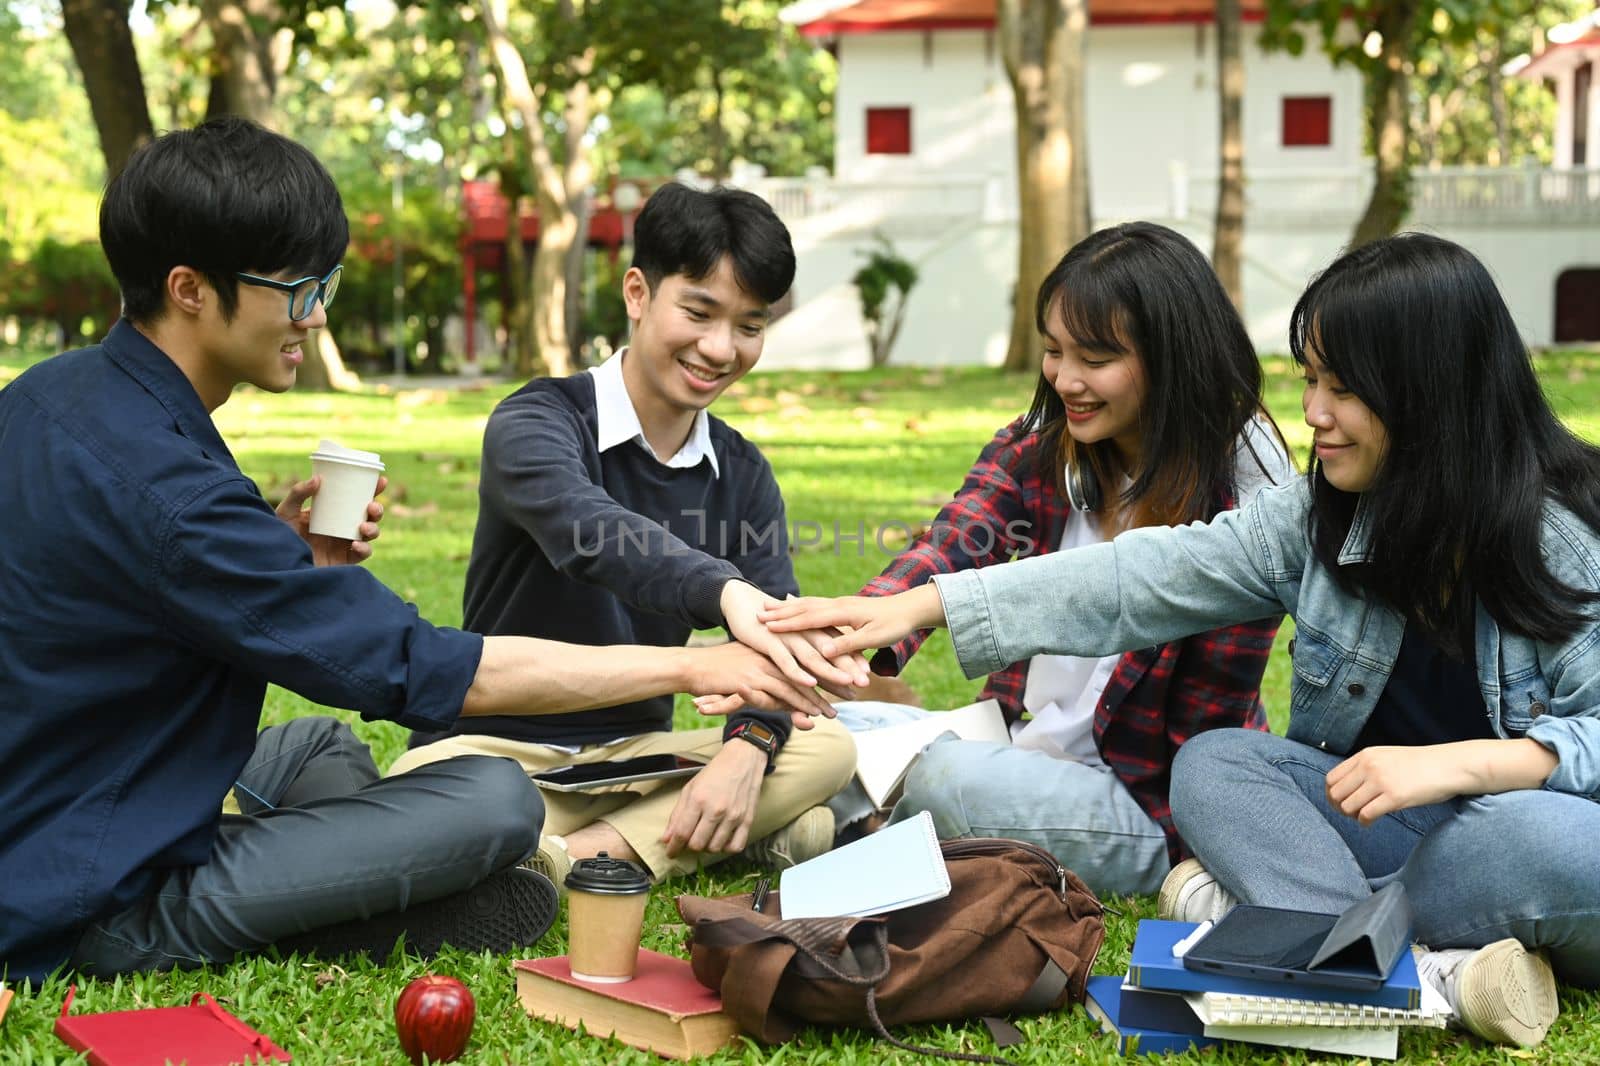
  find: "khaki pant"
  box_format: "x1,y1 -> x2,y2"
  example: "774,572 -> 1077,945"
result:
388,717 -> 855,881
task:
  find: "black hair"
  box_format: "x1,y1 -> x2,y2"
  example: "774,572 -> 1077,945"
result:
1020,221 -> 1282,529
1292,232 -> 1600,642
99,116 -> 349,324
630,182 -> 795,306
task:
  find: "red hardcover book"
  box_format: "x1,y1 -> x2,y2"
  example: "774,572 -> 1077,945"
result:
54,985 -> 291,1066
514,949 -> 740,1060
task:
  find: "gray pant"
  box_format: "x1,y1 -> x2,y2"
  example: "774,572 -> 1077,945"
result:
68,717 -> 543,975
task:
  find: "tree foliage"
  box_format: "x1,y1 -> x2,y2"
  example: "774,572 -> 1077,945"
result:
1262,0 -> 1585,243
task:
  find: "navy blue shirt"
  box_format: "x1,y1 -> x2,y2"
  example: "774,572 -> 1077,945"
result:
413,372 -> 797,749
0,321 -> 483,982
1354,621 -> 1493,750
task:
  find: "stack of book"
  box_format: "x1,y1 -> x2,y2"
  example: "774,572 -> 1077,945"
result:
1085,920 -> 1452,1058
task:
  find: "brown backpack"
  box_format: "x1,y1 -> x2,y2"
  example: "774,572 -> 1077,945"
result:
676,838 -> 1106,1064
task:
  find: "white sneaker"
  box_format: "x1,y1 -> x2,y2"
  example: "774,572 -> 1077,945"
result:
1415,938 -> 1558,1047
743,806 -> 835,870
1157,858 -> 1238,923
521,834 -> 574,898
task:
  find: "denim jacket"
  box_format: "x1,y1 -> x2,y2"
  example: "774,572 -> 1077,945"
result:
933,478 -> 1600,801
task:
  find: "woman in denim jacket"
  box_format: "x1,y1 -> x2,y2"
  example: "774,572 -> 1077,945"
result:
763,234 -> 1599,1049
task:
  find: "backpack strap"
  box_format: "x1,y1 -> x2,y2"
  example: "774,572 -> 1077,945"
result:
720,935 -> 802,1043
1015,957 -> 1071,1013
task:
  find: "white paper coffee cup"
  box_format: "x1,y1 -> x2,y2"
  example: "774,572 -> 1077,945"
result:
307,439 -> 384,540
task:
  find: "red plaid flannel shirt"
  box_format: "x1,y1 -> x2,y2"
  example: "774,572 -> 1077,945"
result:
862,418 -> 1279,864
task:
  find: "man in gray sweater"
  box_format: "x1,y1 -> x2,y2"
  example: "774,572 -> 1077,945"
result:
393,183 -> 859,885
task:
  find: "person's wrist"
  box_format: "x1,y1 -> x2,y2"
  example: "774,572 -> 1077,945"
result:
725,717 -> 782,773
673,646 -> 703,693
719,579 -> 757,625
907,583 -> 947,629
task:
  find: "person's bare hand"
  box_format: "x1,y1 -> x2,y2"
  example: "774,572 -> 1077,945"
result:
276,473 -> 388,566
660,741 -> 766,857
759,586 -> 946,658
1325,744 -> 1469,826
681,640 -> 833,727
720,581 -> 869,698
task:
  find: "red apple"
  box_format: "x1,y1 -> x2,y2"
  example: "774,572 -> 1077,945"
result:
394,974 -> 475,1064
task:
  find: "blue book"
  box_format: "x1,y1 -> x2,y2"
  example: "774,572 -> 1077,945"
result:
1127,920 -> 1422,1010
1085,976 -> 1220,1057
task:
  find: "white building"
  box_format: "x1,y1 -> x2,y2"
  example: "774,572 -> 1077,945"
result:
752,0 -> 1600,367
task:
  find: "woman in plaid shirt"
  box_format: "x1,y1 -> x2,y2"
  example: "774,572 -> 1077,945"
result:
822,222 -> 1291,897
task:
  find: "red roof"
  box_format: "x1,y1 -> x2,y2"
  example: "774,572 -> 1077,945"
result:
1515,29 -> 1600,79
795,0 -> 1266,35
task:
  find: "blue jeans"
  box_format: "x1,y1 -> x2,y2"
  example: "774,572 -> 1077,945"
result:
1171,728 -> 1600,987
827,702 -> 1170,897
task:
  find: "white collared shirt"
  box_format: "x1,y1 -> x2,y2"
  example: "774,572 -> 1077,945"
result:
588,348 -> 720,478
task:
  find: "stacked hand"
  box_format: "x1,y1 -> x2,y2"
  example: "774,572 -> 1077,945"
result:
687,585 -> 947,718
277,474 -> 387,566
697,581 -> 874,718
758,586 -> 947,657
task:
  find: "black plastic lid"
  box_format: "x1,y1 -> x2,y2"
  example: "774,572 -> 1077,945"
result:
564,852 -> 651,895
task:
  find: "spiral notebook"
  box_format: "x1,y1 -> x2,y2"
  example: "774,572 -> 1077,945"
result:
778,810 -> 950,919
1185,975 -> 1452,1030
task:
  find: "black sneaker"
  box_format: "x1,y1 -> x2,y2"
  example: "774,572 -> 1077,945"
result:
273,867 -> 559,960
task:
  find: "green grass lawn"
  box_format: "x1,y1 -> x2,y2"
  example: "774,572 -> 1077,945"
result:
4,347 -> 1600,1064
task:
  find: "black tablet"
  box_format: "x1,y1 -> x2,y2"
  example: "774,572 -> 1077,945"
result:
529,754 -> 708,792
1181,905 -> 1386,991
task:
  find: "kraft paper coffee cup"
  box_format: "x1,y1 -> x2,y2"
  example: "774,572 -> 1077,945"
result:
307,439 -> 384,540
566,853 -> 651,983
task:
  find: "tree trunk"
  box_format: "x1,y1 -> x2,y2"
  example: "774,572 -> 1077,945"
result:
201,0 -> 285,126
710,69 -> 729,181
298,330 -> 360,391
998,0 -> 1090,373
564,190 -> 593,363
1483,38 -> 1510,166
60,0 -> 155,177
1213,0 -> 1245,313
481,0 -> 592,378
1350,0 -> 1422,248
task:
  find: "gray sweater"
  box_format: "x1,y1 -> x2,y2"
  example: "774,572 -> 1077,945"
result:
412,372 -> 798,749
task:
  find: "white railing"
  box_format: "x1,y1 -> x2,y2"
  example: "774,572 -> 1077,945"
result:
743,174 -> 993,230
1179,165 -> 1600,226
1410,165 -> 1600,222
742,165 -> 1599,234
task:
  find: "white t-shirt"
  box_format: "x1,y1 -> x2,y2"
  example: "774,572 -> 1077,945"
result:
1009,416 -> 1293,764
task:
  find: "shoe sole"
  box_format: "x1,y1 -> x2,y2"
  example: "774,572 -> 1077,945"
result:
1157,857 -> 1210,922
1457,938 -> 1558,1047
276,867 -> 559,960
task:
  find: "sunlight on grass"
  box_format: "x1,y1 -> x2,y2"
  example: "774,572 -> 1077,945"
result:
3,349 -> 1597,1064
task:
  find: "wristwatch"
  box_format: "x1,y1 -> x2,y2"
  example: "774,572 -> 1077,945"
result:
726,718 -> 782,773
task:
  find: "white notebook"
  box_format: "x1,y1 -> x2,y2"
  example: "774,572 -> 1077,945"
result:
1185,975 -> 1452,1029
778,810 -> 951,920
852,699 -> 1010,808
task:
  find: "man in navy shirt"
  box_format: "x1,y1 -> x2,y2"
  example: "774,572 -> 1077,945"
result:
0,119 -> 830,984
391,183 -> 861,886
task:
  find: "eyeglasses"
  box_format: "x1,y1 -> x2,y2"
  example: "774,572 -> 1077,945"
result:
234,265 -> 343,322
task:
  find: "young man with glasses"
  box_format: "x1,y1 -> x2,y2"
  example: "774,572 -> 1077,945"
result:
0,118 -> 831,985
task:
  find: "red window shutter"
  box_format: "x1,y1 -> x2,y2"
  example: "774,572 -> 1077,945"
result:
866,107 -> 913,155
1282,96 -> 1332,147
